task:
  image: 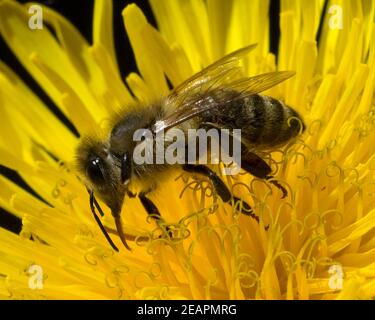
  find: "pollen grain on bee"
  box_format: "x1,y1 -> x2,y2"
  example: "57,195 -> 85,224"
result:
132,128 -> 242,175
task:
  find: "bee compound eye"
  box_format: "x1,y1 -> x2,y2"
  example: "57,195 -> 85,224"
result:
86,157 -> 105,184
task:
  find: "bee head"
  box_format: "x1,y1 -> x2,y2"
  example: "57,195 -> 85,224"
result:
76,137 -> 131,217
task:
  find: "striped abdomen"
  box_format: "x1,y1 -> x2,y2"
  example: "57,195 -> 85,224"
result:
200,93 -> 305,149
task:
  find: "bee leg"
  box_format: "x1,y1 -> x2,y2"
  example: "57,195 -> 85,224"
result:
241,151 -> 288,199
265,176 -> 288,199
200,122 -> 287,198
182,164 -> 261,224
231,196 -> 259,222
182,164 -> 231,202
138,192 -> 172,238
126,190 -> 137,198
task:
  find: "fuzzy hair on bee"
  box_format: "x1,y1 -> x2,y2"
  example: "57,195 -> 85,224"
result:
75,44 -> 305,252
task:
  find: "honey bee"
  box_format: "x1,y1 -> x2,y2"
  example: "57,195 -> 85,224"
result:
76,44 -> 305,251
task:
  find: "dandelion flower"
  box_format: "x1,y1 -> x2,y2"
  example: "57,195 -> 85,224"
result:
0,0 -> 375,300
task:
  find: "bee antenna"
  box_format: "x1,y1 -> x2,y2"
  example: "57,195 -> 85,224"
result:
87,189 -> 119,252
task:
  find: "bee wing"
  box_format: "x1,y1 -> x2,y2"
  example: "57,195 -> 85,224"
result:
155,71 -> 296,133
171,44 -> 258,98
153,46 -> 295,133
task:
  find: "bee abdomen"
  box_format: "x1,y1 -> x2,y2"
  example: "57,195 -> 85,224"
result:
199,93 -> 304,148
244,94 -> 305,147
